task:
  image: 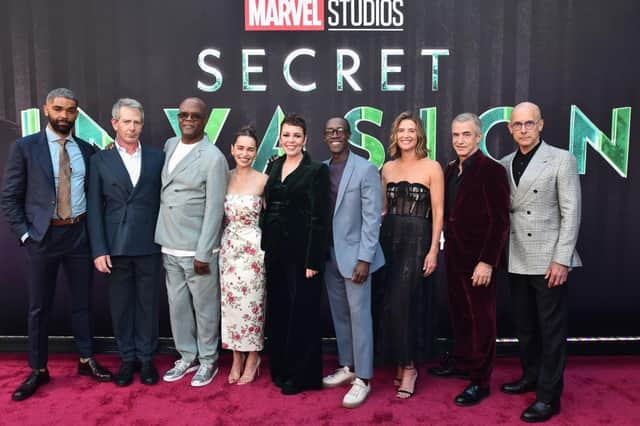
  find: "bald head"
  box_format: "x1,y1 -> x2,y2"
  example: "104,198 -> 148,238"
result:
178,97 -> 208,143
509,101 -> 544,154
512,102 -> 542,121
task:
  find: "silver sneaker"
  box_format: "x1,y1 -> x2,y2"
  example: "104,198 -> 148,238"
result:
191,363 -> 218,387
323,366 -> 356,388
162,359 -> 199,382
342,378 -> 371,408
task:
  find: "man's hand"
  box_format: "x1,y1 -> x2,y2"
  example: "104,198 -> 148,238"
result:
422,250 -> 437,277
194,259 -> 211,275
305,268 -> 319,279
545,261 -> 568,288
471,261 -> 493,287
351,261 -> 370,284
94,255 -> 112,274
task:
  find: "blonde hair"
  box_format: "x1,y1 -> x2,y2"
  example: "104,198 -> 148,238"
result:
388,111 -> 428,159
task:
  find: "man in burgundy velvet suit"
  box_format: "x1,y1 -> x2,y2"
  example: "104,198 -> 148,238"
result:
431,113 -> 510,406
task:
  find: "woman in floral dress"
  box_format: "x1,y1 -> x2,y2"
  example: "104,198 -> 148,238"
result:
219,126 -> 268,385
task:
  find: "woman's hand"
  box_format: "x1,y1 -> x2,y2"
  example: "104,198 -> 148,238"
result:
422,250 -> 438,277
305,268 -> 319,279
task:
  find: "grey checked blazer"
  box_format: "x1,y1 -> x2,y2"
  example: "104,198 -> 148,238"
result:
500,141 -> 582,275
154,136 -> 229,263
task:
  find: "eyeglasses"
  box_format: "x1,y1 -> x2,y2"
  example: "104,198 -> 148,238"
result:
324,128 -> 347,136
177,112 -> 204,121
510,120 -> 538,131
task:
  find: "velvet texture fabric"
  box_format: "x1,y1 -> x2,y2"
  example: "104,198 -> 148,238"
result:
261,152 -> 331,390
444,151 -> 510,387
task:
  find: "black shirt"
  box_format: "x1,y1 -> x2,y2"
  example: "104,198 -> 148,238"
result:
445,150 -> 479,215
512,140 -> 542,186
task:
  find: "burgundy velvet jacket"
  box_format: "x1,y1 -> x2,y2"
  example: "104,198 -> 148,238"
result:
443,150 -> 510,270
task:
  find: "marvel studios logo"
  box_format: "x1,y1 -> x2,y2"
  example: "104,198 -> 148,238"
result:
245,0 -> 405,32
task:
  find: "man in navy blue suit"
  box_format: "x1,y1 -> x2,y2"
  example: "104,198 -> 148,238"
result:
87,98 -> 164,386
1,88 -> 113,401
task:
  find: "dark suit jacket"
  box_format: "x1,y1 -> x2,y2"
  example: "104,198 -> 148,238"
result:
87,144 -> 164,258
261,152 -> 331,271
1,130 -> 95,242
444,150 -> 510,270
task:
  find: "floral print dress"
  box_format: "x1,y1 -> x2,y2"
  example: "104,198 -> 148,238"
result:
219,194 -> 266,351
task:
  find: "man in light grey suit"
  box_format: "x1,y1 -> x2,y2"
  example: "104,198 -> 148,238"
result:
321,117 -> 384,408
155,97 -> 229,387
499,102 -> 582,423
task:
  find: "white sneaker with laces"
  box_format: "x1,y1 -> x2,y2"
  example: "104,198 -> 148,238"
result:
191,363 -> 218,387
342,378 -> 371,408
323,366 -> 356,388
162,359 -> 199,382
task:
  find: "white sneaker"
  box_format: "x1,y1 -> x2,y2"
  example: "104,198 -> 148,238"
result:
191,363 -> 218,387
162,359 -> 199,382
323,366 -> 356,388
342,378 -> 370,408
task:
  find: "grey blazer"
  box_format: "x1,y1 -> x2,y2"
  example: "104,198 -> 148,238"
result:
154,136 -> 229,263
324,153 -> 385,278
500,141 -> 582,275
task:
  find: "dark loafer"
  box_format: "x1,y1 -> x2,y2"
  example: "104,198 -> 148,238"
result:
521,399 -> 561,423
454,383 -> 490,406
501,377 -> 537,394
281,379 -> 303,395
78,358 -> 113,382
12,369 -> 51,401
140,361 -> 159,385
114,361 -> 137,387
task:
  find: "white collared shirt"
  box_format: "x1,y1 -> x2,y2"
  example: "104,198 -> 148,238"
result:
116,140 -> 142,186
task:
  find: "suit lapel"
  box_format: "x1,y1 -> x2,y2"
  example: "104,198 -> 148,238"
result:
35,131 -> 55,189
512,142 -> 550,207
109,148 -> 136,195
451,151 -> 484,212
334,153 -> 355,214
164,138 -> 205,186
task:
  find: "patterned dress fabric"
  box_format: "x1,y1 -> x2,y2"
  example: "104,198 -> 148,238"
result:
219,194 -> 266,351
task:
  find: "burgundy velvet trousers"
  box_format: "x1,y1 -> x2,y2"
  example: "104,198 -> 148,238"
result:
445,254 -> 497,388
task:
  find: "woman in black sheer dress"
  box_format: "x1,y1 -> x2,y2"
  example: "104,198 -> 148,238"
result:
373,111 -> 444,398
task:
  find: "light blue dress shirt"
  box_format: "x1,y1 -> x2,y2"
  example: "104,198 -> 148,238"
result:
45,126 -> 87,218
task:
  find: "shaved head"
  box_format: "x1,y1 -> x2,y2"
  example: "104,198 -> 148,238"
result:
512,102 -> 542,121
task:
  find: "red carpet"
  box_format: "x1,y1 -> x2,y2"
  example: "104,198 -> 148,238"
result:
0,353 -> 638,425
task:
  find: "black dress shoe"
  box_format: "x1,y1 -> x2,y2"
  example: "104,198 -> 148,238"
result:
140,361 -> 159,385
12,369 -> 50,401
454,383 -> 490,406
281,379 -> 303,395
78,358 -> 113,382
501,377 -> 537,394
115,361 -> 137,387
428,364 -> 470,379
521,399 -> 561,422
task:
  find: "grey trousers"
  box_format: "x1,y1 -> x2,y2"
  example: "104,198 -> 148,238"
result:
325,249 -> 374,379
163,254 -> 220,366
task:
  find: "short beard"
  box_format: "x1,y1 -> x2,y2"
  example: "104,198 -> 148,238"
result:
48,116 -> 74,135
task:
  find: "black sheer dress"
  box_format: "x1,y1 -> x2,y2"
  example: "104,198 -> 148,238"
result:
373,181 -> 435,366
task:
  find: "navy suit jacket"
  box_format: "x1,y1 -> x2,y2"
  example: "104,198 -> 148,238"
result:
87,144 -> 164,258
1,129 -> 95,242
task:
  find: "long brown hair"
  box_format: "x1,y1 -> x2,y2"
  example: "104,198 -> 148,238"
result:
387,111 -> 428,159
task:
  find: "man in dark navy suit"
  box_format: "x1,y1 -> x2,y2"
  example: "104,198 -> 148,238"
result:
87,98 -> 164,386
1,88 -> 113,401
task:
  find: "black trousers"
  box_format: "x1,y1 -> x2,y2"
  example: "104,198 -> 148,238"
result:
509,273 -> 568,402
265,257 -> 323,390
109,254 -> 161,362
25,221 -> 93,369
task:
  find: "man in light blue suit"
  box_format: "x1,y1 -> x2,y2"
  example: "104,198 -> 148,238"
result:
321,117 -> 384,408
